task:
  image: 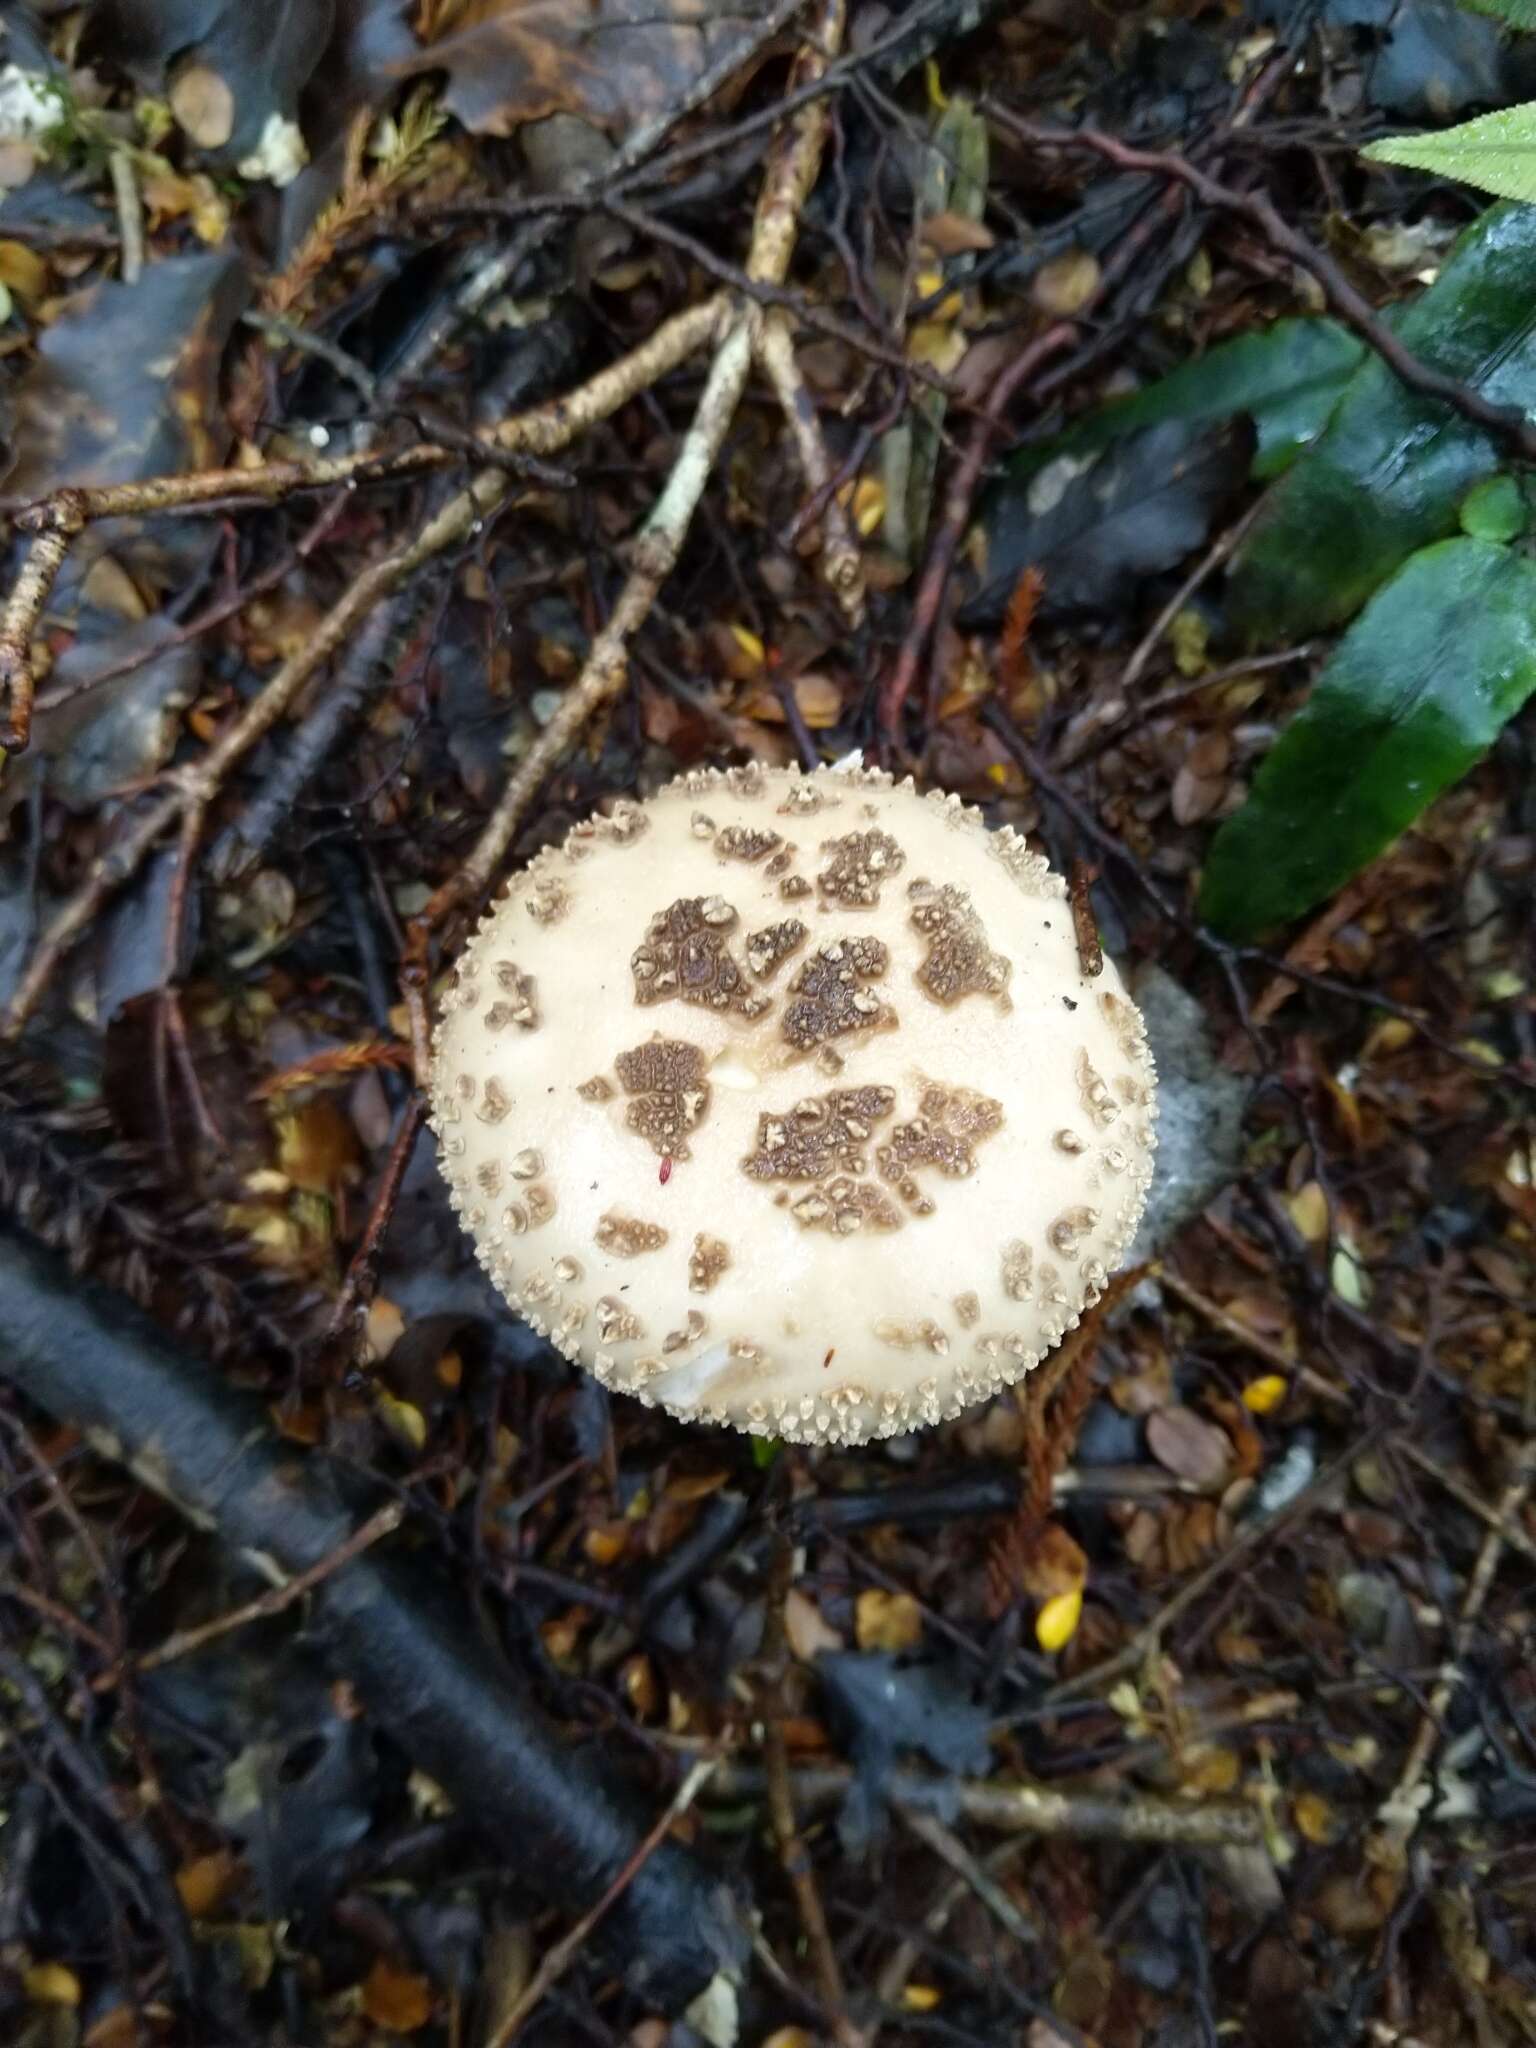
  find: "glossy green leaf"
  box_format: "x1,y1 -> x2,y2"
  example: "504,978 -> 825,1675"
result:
1459,472 -> 1526,538
1200,537 -> 1536,939
1364,101 -> 1536,201
1004,317 -> 1363,481
1227,203 -> 1536,639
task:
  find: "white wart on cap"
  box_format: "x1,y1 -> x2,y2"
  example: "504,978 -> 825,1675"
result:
429,763 -> 1156,1445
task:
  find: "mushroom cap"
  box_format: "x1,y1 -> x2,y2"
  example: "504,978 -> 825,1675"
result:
429,762 -> 1156,1445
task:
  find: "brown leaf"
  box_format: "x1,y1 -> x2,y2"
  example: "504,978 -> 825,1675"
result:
1012,1521 -> 1088,1602
921,209 -> 996,256
1171,762 -> 1226,826
274,1096 -> 359,1196
397,0 -> 753,140
360,1957 -> 433,2033
175,1847 -> 242,1918
1146,1406 -> 1234,1488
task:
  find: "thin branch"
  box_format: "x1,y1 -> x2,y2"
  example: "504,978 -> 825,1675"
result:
1375,1436 -> 1536,1850
483,1757 -> 719,2048
0,301 -> 728,1033
983,108 -> 1536,465
399,0 -> 850,1075
97,1501 -> 406,1686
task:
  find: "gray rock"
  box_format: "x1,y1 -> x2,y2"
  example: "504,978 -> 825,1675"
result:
1125,962 -> 1248,1260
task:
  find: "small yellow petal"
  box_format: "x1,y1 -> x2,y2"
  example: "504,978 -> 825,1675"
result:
1241,1374 -> 1289,1415
902,1983 -> 942,2011
1036,1585 -> 1083,1654
729,623 -> 765,666
25,1963 -> 82,2007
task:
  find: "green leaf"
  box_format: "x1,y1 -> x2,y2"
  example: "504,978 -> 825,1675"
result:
1009,318 -> 1363,481
1457,0 -> 1536,28
1227,203 -> 1536,639
1364,101 -> 1536,202
1459,471 -> 1526,538
1199,537 -> 1536,939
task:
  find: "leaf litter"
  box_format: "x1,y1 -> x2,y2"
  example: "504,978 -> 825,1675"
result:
0,2 -> 1533,2046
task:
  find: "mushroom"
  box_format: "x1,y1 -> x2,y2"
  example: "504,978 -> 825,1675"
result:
429,762 -> 1156,1445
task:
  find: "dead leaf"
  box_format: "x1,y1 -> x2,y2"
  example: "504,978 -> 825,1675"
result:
1146,1406 -> 1234,1488
1031,248 -> 1100,316
175,1847 -> 242,1918
275,1096 -> 359,1195
921,208 -> 995,256
170,59 -> 236,147
89,0 -> 333,164
393,0 -> 755,140
1285,1179 -> 1330,1244
360,1957 -> 433,2033
855,1588 -> 923,1652
784,1587 -> 844,1660
5,249 -> 248,613
0,236 -> 47,303
1012,1521 -> 1088,1602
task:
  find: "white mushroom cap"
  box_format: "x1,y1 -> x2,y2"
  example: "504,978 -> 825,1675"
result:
428,763 -> 1156,1445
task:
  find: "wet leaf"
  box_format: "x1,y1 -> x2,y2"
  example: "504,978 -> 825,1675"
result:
388,0 -> 757,140
817,1653 -> 992,1853
1227,204 -> 1536,638
994,319 -> 1364,492
969,418 -> 1245,624
1203,537 -> 1536,937
1366,100 -> 1536,203
1146,1405 -> 1233,1487
27,619 -> 198,815
1460,472 -> 1526,540
5,249 -> 248,621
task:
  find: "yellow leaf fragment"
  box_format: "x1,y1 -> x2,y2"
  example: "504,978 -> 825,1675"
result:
850,475 -> 885,536
1242,1374 -> 1289,1415
25,1962 -> 81,2006
1286,1179 -> 1329,1244
1036,1585 -> 1083,1654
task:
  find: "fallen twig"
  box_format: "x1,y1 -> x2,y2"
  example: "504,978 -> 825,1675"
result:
397,0 -> 851,1084
700,1755 -> 1267,1850
1374,1435 -> 1536,1853
484,1756 -> 719,2047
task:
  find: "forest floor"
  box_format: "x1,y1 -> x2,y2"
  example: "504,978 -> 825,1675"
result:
0,1 -> 1533,2045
